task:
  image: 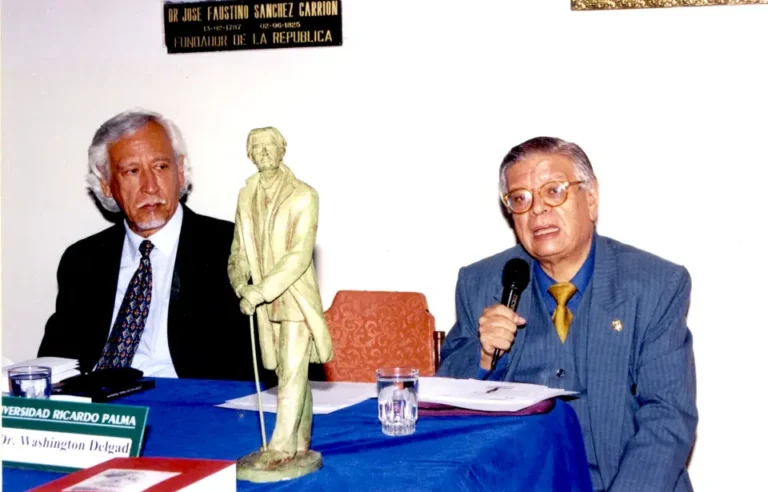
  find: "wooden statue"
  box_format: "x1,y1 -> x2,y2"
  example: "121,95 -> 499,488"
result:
228,127 -> 333,482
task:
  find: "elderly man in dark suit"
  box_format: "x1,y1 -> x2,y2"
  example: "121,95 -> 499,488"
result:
39,109 -> 267,382
437,137 -> 697,491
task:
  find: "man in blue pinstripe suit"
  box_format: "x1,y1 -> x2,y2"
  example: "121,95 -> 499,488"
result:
437,137 -> 697,491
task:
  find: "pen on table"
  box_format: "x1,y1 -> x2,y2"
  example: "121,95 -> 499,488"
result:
486,387 -> 500,394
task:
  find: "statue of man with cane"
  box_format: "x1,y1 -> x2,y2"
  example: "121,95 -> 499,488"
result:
227,126 -> 333,482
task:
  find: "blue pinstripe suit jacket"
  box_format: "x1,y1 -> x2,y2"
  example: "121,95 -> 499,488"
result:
437,234 -> 697,491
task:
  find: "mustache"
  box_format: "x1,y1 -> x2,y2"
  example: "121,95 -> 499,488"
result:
138,198 -> 167,208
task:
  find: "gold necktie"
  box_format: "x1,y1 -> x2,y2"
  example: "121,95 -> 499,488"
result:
548,282 -> 577,343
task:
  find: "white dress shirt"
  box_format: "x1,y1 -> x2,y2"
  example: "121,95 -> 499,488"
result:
100,206 -> 184,377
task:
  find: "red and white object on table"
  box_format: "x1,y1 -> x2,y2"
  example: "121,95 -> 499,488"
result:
30,457 -> 235,492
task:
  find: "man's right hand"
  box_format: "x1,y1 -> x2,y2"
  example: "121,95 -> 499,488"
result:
478,304 -> 526,370
240,297 -> 256,316
238,285 -> 265,307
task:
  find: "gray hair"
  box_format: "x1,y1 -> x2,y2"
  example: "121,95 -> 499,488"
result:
86,109 -> 192,213
246,126 -> 287,153
498,136 -> 596,197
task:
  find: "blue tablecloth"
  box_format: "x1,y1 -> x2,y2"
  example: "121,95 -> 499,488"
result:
3,378 -> 591,491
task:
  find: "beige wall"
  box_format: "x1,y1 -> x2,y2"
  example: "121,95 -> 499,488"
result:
3,1 -> 767,488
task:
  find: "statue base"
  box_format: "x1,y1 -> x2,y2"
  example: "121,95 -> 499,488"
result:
236,449 -> 323,483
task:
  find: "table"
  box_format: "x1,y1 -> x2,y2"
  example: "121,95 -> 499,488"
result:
3,378 -> 592,491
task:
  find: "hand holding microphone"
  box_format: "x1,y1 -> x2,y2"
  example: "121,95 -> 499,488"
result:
479,259 -> 530,372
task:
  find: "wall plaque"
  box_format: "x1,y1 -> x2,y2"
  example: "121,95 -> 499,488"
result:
164,1 -> 342,53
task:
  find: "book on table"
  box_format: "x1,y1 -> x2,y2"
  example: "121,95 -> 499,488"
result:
29,457 -> 236,492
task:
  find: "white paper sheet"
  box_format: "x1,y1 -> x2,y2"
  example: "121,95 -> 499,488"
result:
217,381 -> 377,415
419,377 -> 578,412
217,377 -> 575,415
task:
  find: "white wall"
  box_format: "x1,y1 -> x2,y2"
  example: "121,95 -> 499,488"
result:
3,0 -> 767,488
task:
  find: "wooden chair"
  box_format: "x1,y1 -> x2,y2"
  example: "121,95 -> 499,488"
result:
321,290 -> 443,382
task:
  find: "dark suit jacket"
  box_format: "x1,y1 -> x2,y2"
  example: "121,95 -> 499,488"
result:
39,205 -> 273,383
437,234 -> 697,492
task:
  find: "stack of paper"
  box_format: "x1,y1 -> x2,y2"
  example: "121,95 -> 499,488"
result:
2,357 -> 80,393
217,378 -> 577,415
218,381 -> 377,415
419,377 -> 578,412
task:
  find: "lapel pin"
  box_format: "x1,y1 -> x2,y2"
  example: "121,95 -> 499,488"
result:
611,319 -> 623,332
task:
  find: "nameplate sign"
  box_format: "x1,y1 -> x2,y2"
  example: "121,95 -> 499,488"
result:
1,396 -> 149,472
163,1 -> 343,54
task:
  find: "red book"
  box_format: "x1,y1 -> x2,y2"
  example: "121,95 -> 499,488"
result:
30,457 -> 235,492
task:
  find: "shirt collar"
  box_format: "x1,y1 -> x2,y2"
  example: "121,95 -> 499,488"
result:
123,205 -> 184,260
533,232 -> 596,292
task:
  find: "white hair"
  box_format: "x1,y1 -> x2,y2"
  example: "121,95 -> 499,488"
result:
86,109 -> 192,213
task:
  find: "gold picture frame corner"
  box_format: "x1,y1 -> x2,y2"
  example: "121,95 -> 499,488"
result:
572,0 -> 768,11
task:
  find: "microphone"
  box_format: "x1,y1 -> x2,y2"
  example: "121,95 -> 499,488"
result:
489,258 -> 531,372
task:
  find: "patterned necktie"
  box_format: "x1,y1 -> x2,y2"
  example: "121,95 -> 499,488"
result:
95,240 -> 154,370
548,282 -> 577,343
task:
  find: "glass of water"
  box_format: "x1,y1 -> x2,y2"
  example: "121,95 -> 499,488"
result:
376,367 -> 419,436
8,366 -> 52,399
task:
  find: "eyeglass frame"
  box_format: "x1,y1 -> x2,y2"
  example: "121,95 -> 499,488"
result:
501,180 -> 586,214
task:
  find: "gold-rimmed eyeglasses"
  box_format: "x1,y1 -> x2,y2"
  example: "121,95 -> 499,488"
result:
501,180 -> 585,214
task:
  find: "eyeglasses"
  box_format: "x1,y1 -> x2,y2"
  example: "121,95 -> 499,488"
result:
501,180 -> 585,214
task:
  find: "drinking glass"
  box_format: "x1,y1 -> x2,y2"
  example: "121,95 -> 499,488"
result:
376,367 -> 418,436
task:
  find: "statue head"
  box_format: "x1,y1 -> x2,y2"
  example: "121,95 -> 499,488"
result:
247,127 -> 287,172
